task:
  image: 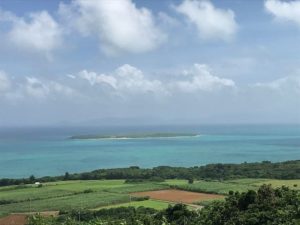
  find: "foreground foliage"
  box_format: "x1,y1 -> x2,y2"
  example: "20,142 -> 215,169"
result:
28,185 -> 300,225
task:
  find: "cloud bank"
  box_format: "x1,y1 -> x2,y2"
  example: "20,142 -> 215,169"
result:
0,63 -> 299,125
2,63 -> 298,103
0,63 -> 235,101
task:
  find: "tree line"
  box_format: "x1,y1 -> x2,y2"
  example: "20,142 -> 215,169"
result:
1,160 -> 300,186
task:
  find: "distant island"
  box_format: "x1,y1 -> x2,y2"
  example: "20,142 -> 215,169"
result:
70,132 -> 199,140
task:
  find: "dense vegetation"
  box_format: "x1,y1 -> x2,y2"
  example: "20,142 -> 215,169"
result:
28,185 -> 300,225
1,160 -> 300,187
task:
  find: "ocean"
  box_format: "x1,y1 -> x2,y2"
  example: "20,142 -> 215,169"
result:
0,124 -> 299,178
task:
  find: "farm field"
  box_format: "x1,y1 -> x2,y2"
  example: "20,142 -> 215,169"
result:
1,178 -> 299,217
0,180 -> 168,216
132,189 -> 224,204
0,214 -> 27,225
170,179 -> 300,194
99,199 -> 171,210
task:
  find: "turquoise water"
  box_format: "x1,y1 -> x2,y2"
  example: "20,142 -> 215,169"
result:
0,125 -> 299,178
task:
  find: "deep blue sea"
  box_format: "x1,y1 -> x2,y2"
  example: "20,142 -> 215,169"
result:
0,125 -> 299,178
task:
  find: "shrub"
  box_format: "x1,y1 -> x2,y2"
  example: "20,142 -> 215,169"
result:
83,189 -> 94,193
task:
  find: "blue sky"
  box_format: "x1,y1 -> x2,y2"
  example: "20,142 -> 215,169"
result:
0,0 -> 300,126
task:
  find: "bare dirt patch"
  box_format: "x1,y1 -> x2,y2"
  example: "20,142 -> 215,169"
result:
0,214 -> 27,225
132,189 -> 224,204
0,211 -> 59,225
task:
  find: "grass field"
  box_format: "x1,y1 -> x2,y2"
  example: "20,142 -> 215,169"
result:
1,178 -> 299,216
171,179 -> 300,194
0,180 -> 168,216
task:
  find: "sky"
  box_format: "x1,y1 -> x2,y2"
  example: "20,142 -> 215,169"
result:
0,0 -> 300,126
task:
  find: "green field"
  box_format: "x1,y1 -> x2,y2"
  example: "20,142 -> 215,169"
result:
168,179 -> 300,194
0,180 -> 168,216
1,178 -> 299,216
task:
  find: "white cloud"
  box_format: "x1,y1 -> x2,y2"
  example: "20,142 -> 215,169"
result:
79,70 -> 117,88
175,0 -> 237,41
7,11 -> 62,54
59,0 -> 166,55
0,71 -> 11,93
1,64 -> 236,103
115,64 -> 166,94
254,75 -> 300,93
78,64 -> 235,96
66,74 -> 76,79
265,0 -> 300,26
173,64 -> 235,92
78,64 -> 166,95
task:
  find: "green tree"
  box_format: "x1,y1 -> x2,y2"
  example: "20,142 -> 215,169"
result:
29,175 -> 35,183
64,172 -> 70,180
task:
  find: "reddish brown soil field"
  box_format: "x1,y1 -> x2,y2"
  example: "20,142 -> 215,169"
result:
132,189 -> 224,204
0,215 -> 27,225
0,211 -> 59,225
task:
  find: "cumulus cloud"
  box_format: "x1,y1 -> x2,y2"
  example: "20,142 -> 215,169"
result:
78,64 -> 166,95
265,0 -> 300,26
7,11 -> 63,54
172,64 -> 235,92
175,0 -> 238,41
59,0 -> 166,55
0,8 -> 63,56
2,65 -> 298,105
77,63 -> 235,97
2,64 -> 299,125
0,64 -> 255,104
78,70 -> 117,88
